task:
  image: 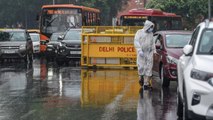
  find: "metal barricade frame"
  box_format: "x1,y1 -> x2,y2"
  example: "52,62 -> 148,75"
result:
81,26 -> 143,67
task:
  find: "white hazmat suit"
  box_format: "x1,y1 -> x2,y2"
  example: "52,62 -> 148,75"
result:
134,20 -> 156,85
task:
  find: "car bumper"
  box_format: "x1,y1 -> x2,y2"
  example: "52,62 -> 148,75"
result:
46,47 -> 57,58
185,77 -> 213,120
164,63 -> 177,80
0,50 -> 27,59
0,53 -> 27,59
57,49 -> 81,59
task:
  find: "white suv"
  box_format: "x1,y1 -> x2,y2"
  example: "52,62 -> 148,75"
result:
177,20 -> 213,120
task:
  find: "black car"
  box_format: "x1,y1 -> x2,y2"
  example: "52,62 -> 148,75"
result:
56,29 -> 81,65
0,29 -> 33,63
46,32 -> 64,60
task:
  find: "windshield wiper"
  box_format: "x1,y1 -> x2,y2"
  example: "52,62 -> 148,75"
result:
47,16 -> 59,27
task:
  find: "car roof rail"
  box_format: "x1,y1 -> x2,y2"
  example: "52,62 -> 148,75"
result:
205,19 -> 210,28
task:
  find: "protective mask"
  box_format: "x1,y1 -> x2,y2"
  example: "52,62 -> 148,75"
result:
147,28 -> 153,33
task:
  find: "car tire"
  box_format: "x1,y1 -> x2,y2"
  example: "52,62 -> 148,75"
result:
177,90 -> 183,117
160,65 -> 170,87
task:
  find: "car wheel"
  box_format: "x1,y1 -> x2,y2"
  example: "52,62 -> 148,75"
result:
160,65 -> 170,87
177,89 -> 183,117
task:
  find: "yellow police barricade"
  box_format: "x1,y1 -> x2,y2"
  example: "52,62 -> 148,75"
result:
81,26 -> 143,68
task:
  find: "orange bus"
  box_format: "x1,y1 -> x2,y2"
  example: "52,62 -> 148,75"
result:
39,4 -> 100,53
120,9 -> 182,31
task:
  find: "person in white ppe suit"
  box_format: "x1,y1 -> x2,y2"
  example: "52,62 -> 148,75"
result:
134,20 -> 156,90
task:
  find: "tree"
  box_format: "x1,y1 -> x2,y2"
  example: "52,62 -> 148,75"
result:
146,0 -> 209,29
79,0 -> 128,25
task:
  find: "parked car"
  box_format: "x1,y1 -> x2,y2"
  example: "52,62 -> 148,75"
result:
0,29 -> 33,63
153,31 -> 192,87
56,29 -> 81,65
46,32 -> 64,59
29,33 -> 40,54
177,20 -> 213,120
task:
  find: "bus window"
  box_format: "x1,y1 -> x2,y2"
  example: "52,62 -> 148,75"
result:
171,17 -> 182,30
119,9 -> 182,31
41,8 -> 82,35
151,16 -> 182,31
121,16 -> 146,26
66,14 -> 82,28
40,5 -> 100,39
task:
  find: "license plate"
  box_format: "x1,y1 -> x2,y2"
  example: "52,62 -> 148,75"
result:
70,51 -> 81,54
3,50 -> 15,53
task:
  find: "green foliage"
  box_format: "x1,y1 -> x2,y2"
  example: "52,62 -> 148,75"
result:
146,0 -> 210,29
0,0 -> 128,28
79,0 -> 128,25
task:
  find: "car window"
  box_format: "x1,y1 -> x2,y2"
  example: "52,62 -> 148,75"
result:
0,31 -> 10,41
50,33 -> 63,41
154,34 -> 163,48
197,29 -> 213,54
30,34 -> 40,42
166,34 -> 191,48
153,34 -> 159,43
189,27 -> 200,46
0,31 -> 26,41
64,30 -> 81,40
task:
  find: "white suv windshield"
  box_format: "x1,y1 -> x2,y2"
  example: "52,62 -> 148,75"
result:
198,29 -> 213,54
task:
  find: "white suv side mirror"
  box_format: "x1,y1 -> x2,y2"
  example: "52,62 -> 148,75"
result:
183,45 -> 193,55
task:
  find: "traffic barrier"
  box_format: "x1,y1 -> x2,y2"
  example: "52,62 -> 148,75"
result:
81,26 -> 143,67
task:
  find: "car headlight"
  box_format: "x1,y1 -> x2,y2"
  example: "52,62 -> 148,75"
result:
59,42 -> 66,47
47,44 -> 54,47
59,47 -> 66,53
191,69 -> 213,81
19,45 -> 26,50
59,42 -> 62,47
166,56 -> 178,64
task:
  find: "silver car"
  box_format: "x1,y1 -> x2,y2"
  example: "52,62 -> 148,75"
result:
0,29 -> 33,63
29,33 -> 40,54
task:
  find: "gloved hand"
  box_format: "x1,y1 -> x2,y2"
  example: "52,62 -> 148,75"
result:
138,50 -> 144,57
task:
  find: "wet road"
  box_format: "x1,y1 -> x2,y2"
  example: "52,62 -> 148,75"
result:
0,59 -> 178,120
